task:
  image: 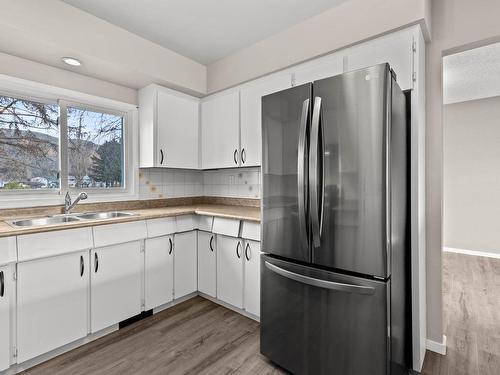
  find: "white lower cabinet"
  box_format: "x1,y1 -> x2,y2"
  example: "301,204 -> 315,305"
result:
17,252 -> 89,363
217,235 -> 244,309
145,236 -> 174,310
0,266 -> 12,371
174,231 -> 197,299
243,240 -> 261,317
197,231 -> 216,297
91,241 -> 143,333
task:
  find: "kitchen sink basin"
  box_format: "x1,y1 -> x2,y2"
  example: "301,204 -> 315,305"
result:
9,216 -> 82,227
74,211 -> 137,220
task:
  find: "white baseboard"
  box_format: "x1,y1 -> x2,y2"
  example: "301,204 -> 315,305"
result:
426,335 -> 447,355
443,247 -> 500,259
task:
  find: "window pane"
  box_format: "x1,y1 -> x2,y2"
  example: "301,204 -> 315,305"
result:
67,106 -> 124,189
0,95 -> 59,190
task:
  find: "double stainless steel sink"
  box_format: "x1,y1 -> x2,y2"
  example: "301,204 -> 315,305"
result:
8,211 -> 137,228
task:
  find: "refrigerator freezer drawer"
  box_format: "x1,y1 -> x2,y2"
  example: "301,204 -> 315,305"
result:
261,255 -> 389,375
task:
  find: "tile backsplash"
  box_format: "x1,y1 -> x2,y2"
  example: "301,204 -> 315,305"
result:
139,167 -> 260,200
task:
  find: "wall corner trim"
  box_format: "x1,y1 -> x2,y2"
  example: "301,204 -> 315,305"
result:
426,335 -> 447,355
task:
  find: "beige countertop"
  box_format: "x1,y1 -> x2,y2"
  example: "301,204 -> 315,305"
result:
0,203 -> 261,238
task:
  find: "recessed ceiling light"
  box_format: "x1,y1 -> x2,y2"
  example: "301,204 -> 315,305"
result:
61,57 -> 82,67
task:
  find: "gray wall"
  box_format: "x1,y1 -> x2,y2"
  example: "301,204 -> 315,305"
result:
444,96 -> 500,254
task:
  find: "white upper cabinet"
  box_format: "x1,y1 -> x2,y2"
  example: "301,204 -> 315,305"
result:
240,73 -> 291,166
201,90 -> 240,169
0,266 -> 11,371
17,252 -> 89,363
293,53 -> 344,86
346,30 -> 414,90
139,84 -> 199,169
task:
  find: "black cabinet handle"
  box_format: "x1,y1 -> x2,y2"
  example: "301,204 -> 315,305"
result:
80,255 -> 84,277
245,243 -> 251,261
0,271 -> 4,298
209,235 -> 214,252
236,241 -> 241,259
241,148 -> 246,164
233,149 -> 238,164
94,252 -> 99,273
160,149 -> 164,165
169,237 -> 173,255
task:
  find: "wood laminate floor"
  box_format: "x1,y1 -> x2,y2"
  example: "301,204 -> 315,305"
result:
22,296 -> 285,375
421,252 -> 500,375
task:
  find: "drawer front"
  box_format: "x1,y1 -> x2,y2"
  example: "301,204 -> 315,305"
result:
197,215 -> 214,232
241,221 -> 260,241
0,237 -> 17,265
146,217 -> 176,238
93,221 -> 147,248
212,217 -> 240,237
176,215 -> 197,232
17,228 -> 93,262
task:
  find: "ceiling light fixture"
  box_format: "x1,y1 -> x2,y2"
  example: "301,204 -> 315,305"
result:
61,57 -> 82,67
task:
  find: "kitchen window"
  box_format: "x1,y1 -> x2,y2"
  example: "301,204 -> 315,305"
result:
0,85 -> 134,198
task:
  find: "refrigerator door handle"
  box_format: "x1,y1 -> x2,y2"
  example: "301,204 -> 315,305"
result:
297,98 -> 310,250
264,261 -> 375,295
309,96 -> 325,248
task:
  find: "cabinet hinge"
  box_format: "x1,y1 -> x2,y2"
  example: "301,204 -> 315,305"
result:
140,242 -> 145,253
291,73 -> 296,87
141,299 -> 145,310
412,72 -> 417,83
412,40 -> 417,53
13,347 -> 17,358
12,271 -> 17,281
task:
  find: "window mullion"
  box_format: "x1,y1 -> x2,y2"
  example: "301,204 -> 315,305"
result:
58,101 -> 69,194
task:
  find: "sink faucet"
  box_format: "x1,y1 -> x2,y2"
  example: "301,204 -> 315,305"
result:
64,191 -> 88,214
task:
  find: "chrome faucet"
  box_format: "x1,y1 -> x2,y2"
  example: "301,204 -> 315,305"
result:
64,191 -> 88,214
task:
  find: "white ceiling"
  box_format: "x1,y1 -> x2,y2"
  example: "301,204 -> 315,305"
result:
444,42 -> 500,104
62,0 -> 348,65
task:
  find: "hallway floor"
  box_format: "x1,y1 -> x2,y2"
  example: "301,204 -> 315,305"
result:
421,252 -> 500,374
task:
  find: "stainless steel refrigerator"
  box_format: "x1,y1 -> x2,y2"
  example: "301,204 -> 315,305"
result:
260,63 -> 410,375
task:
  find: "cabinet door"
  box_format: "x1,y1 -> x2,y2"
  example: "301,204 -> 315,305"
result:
157,89 -> 199,169
91,241 -> 142,332
244,240 -> 261,317
0,266 -> 11,371
201,90 -> 240,169
293,53 -> 344,86
240,73 -> 291,166
197,231 -> 216,297
145,236 -> 174,310
17,252 -> 89,363
174,231 -> 197,299
346,31 -> 413,90
217,236 -> 243,309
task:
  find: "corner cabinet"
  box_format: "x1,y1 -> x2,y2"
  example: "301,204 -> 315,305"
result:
201,90 -> 240,169
173,231 -> 197,299
139,84 -> 199,169
240,73 -> 292,166
197,231 -> 216,298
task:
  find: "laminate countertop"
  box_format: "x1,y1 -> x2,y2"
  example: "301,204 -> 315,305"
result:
0,203 -> 261,238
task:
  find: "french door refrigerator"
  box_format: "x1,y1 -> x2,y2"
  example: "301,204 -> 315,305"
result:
260,63 -> 410,375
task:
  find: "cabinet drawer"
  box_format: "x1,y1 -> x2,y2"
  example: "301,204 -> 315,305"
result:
93,221 -> 147,248
17,228 -> 93,262
176,215 -> 197,232
0,237 -> 17,265
212,217 -> 240,237
146,217 -> 176,238
197,215 -> 214,232
241,221 -> 261,241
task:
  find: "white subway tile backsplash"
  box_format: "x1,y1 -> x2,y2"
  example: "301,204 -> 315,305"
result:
139,167 -> 261,200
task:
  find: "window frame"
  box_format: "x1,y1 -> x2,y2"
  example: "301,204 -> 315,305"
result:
0,75 -> 138,207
